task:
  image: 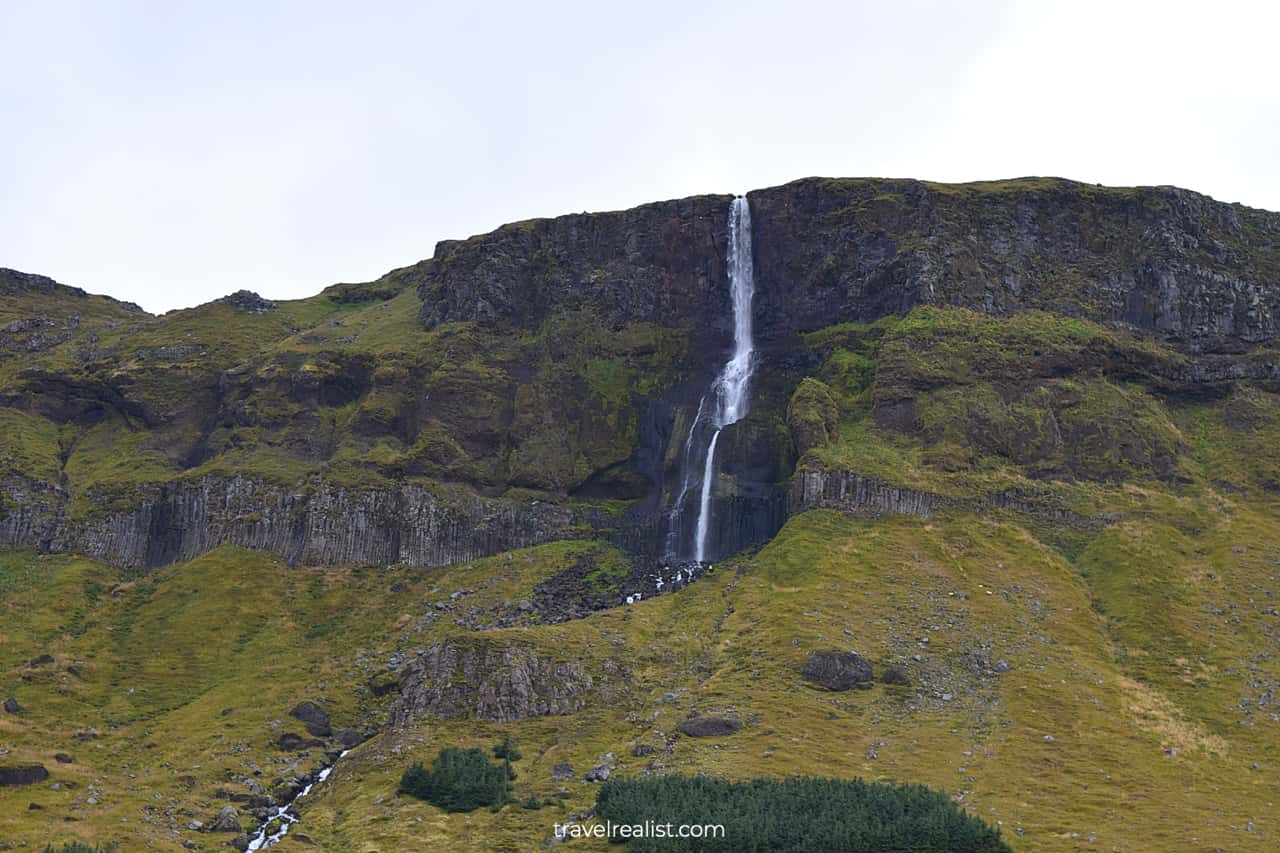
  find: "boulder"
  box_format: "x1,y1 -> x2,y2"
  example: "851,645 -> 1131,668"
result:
677,715 -> 741,738
53,753 -> 75,764
880,665 -> 911,686
584,764 -> 610,782
2,697 -> 21,714
28,654 -> 54,667
0,764 -> 50,787
288,701 -> 332,737
551,763 -> 575,781
801,651 -> 874,691
211,804 -> 242,833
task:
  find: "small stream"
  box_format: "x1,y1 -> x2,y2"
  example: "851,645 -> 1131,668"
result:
246,749 -> 350,850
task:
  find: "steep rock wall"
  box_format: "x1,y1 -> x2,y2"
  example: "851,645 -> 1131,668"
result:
418,178 -> 1280,352
0,475 -> 572,570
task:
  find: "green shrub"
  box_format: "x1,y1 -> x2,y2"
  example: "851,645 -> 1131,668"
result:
398,747 -> 513,812
43,845 -> 119,853
594,774 -> 1009,852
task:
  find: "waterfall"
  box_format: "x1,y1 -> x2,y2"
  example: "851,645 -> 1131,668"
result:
667,195 -> 755,563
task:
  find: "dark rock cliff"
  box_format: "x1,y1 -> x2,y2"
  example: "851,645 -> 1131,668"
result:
3,176 -> 1278,572
1,475 -> 572,570
419,177 -> 1280,352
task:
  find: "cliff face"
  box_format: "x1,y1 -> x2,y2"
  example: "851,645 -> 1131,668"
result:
2,176 -> 1279,572
418,195 -> 733,337
420,178 -> 1280,352
1,474 -> 571,570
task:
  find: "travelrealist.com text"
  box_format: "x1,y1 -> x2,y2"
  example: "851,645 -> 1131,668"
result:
553,820 -> 727,840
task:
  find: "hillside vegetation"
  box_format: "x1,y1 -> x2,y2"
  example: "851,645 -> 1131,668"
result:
3,177 -> 1280,851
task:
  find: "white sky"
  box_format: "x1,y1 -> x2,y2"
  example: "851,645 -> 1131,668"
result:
2,0 -> 1277,313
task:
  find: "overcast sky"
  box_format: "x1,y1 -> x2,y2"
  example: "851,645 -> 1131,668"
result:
2,0 -> 1276,313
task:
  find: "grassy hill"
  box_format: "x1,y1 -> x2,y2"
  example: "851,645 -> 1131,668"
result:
3,178 -> 1280,850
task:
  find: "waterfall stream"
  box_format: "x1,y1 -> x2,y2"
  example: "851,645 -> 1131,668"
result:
667,196 -> 755,563
246,749 -> 350,850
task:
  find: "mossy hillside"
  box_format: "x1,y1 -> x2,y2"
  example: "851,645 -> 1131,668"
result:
0,539 -> 640,850
5,494 -> 1280,850
789,306 -> 1280,509
0,275 -> 694,528
291,505 -> 1280,851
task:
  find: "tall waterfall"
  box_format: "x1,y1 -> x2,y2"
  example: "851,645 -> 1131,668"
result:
666,196 -> 755,563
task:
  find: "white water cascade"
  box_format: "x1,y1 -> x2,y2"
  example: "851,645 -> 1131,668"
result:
247,749 -> 350,850
678,195 -> 756,563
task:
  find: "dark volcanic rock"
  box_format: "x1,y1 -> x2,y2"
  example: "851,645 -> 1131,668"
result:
416,178 -> 1280,352
28,654 -> 54,666
2,697 -> 21,714
0,474 -> 573,570
288,701 -> 331,737
677,715 -> 741,737
0,764 -> 49,787
390,639 -> 623,724
418,195 -> 733,335
801,651 -> 874,691
881,666 -> 912,686
218,290 -> 276,314
276,732 -> 323,752
53,753 -> 74,764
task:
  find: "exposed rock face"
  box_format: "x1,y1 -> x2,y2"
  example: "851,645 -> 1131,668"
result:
288,701 -> 331,738
3,177 -> 1278,573
788,470 -> 1110,530
0,764 -> 49,787
749,179 -> 1280,351
676,715 -> 741,737
801,651 -> 874,691
0,267 -> 144,311
218,290 -> 276,314
418,195 -> 733,335
789,471 -> 940,518
419,178 -> 1280,353
0,474 -> 572,570
390,639 -> 621,724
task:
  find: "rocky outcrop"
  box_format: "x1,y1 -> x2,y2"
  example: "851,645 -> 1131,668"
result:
787,470 -> 1112,530
0,764 -> 49,786
788,470 -> 940,518
0,474 -> 572,570
0,268 -> 144,314
418,195 -> 734,336
801,651 -> 874,691
418,178 -> 1280,353
217,290 -> 276,314
211,805 -> 242,833
390,639 -> 624,724
288,702 -> 331,738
